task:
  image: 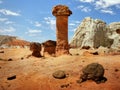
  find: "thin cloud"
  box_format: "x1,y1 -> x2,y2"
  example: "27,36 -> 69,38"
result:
5,21 -> 15,24
0,9 -> 20,16
25,29 -> 42,37
69,23 -> 76,26
34,21 -> 42,27
79,0 -> 94,3
0,18 -> 8,22
28,20 -> 42,27
77,5 -> 91,12
44,17 -> 56,30
95,0 -> 120,9
0,18 -> 15,25
0,26 -> 16,34
69,20 -> 80,32
78,0 -> 120,15
101,9 -> 115,15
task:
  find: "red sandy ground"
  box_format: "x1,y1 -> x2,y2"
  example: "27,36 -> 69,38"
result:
0,48 -> 120,90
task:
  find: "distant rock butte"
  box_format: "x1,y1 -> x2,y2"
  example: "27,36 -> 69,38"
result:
0,35 -> 30,48
70,17 -> 120,49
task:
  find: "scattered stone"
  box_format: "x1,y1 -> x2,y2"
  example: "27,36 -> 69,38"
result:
0,67 -> 1,69
105,69 -> 108,70
91,51 -> 99,55
8,58 -> 13,61
78,63 -> 107,84
82,46 -> 91,50
60,84 -> 69,88
0,51 -> 4,53
7,75 -> 16,80
82,60 -> 85,62
52,70 -> 66,79
115,69 -> 119,72
21,57 -> 24,60
75,53 -> 79,56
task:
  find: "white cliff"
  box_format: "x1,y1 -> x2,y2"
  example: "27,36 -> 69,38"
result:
70,17 -> 113,49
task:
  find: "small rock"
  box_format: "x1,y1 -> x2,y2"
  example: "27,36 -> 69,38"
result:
115,69 -> 119,72
82,60 -> 85,62
21,57 -> 24,60
82,46 -> 91,50
60,84 -> 69,88
75,53 -> 79,56
8,58 -> 13,61
91,51 -> 99,55
52,70 -> 66,79
7,75 -> 16,80
0,51 -> 4,53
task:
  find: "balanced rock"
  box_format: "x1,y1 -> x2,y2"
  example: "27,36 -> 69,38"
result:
52,5 -> 72,56
30,42 -> 42,57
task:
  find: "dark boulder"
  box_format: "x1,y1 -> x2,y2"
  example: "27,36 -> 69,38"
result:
30,42 -> 42,57
77,63 -> 107,84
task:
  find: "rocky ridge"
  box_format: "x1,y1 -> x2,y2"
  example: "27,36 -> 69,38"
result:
0,35 -> 30,48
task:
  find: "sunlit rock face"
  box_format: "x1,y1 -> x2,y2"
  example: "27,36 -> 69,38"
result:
52,5 -> 72,56
70,17 -> 114,49
108,22 -> 120,49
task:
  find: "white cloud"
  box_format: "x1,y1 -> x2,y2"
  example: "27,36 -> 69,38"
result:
0,18 -> 8,22
95,0 -> 120,9
44,17 -> 56,30
69,20 -> 80,32
77,5 -> 91,12
28,20 -> 42,27
25,29 -> 42,37
79,0 -> 94,3
0,9 -> 20,16
5,21 -> 15,24
100,9 -> 115,15
27,29 -> 42,33
69,23 -> 76,26
0,18 -> 15,25
78,0 -> 120,15
34,21 -> 41,27
0,26 -> 16,34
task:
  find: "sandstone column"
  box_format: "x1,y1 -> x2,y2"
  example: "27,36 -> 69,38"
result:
52,5 -> 72,56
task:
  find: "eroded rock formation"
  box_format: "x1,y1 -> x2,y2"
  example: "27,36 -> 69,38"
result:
108,22 -> 120,49
30,42 -> 42,57
41,40 -> 56,56
52,5 -> 72,56
70,17 -> 115,49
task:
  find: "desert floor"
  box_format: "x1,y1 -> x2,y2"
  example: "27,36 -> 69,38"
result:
0,48 -> 120,90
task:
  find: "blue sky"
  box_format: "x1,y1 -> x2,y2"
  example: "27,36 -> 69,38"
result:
0,0 -> 120,42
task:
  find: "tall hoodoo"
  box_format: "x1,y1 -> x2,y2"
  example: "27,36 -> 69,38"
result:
52,5 -> 72,56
